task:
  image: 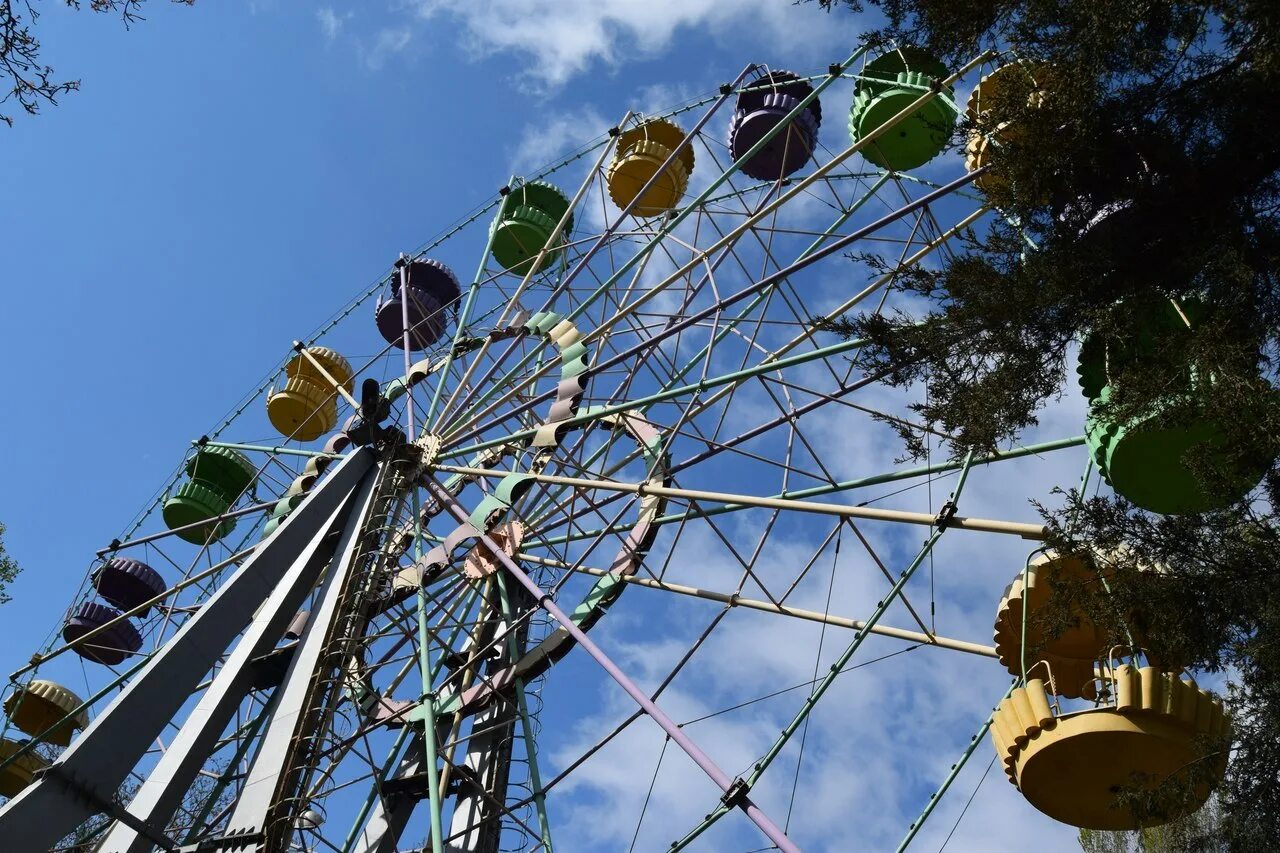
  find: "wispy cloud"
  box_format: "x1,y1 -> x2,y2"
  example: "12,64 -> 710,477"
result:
407,0 -> 859,91
315,7 -> 350,43
361,26 -> 414,71
509,106 -> 610,174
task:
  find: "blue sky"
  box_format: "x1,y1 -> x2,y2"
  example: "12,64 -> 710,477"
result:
0,0 -> 870,683
0,2 -> 1090,850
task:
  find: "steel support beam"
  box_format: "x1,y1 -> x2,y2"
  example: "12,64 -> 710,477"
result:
446,698 -> 517,853
0,449 -> 375,852
354,729 -> 444,853
220,460 -> 387,849
446,581 -> 531,853
97,479 -> 367,852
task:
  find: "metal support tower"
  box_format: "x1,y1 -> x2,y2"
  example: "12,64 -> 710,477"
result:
0,449 -> 381,851
445,580 -> 533,853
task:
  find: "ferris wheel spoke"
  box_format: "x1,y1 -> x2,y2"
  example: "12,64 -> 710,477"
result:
443,169 -> 985,460
443,333 -> 866,462
648,176 -> 886,398
438,464 -> 1047,539
429,127 -> 627,438
445,200 -> 805,446
611,203 -> 985,480
764,371 -> 955,442
419,220 -> 543,432
653,434 -> 1083,541
430,76 -> 734,439
436,227 -> 722,446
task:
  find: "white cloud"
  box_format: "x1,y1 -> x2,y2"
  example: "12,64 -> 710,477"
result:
316,7 -> 347,42
509,106 -> 611,174
408,0 -> 861,91
361,26 -> 414,71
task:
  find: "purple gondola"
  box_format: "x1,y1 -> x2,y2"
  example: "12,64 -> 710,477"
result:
375,258 -> 461,350
729,70 -> 823,181
62,602 -> 143,666
92,558 -> 166,617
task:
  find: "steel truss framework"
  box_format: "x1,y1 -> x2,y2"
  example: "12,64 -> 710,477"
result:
0,47 -> 1090,852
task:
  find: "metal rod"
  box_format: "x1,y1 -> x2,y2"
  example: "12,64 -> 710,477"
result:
412,487 -> 446,853
519,553 -> 997,657
95,502 -> 273,557
425,479 -> 801,853
533,435 -> 1084,549
295,341 -> 361,409
399,257 -> 419,444
421,177 -> 509,428
436,464 -> 1044,538
199,440 -> 338,459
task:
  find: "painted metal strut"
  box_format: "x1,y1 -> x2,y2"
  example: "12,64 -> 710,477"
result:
425,477 -> 802,853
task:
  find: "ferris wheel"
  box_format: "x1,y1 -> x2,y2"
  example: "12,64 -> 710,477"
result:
0,45 -> 1235,853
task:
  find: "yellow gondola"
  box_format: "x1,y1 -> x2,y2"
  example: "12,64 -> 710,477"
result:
267,346 -> 354,442
3,680 -> 89,748
0,739 -> 48,798
964,61 -> 1050,195
993,669 -> 1229,830
993,551 -> 1109,699
607,118 -> 693,217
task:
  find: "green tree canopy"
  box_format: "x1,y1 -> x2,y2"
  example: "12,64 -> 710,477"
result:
1079,795 -> 1227,853
0,522 -> 20,605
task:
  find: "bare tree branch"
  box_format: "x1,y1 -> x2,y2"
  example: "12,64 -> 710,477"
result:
0,0 -> 194,126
